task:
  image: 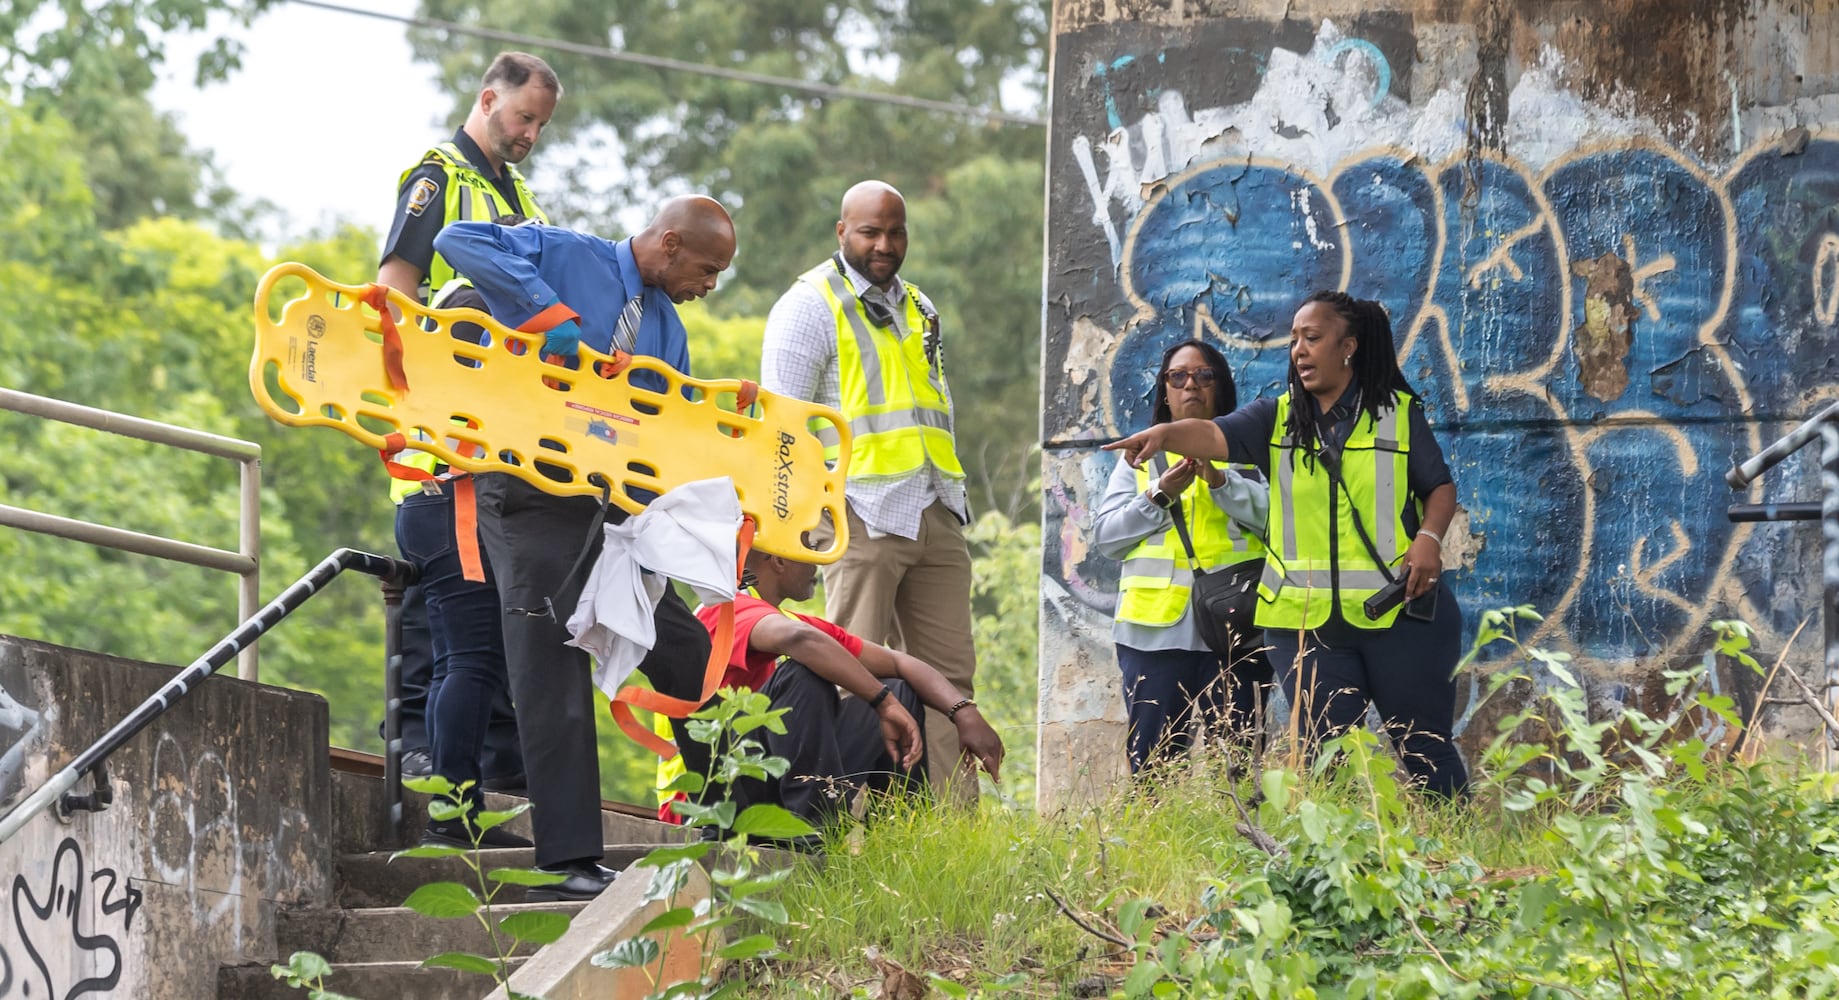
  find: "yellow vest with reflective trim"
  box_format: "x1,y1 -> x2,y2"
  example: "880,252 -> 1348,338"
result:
797,262 -> 965,483
383,150 -> 542,506
1117,456 -> 1267,627
1256,390 -> 1416,630
403,142 -> 549,297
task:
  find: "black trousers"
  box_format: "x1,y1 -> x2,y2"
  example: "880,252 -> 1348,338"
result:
473,472 -> 711,866
1115,641 -> 1272,773
392,574 -> 523,778
674,662 -> 929,827
1262,580 -> 1469,797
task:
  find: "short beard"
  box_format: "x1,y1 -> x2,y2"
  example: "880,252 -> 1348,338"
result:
486,112 -> 527,164
842,249 -> 898,283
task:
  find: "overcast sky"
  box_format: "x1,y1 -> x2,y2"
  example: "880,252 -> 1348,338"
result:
151,0 -> 450,247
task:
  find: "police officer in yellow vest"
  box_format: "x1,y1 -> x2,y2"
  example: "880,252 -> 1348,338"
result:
1106,292 -> 1468,798
379,51 -> 557,305
1093,340 -> 1272,774
372,52 -> 560,798
761,180 -> 991,800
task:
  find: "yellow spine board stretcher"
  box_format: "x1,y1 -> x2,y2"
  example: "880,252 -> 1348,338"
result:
251,263 -> 847,760
249,262 -> 850,562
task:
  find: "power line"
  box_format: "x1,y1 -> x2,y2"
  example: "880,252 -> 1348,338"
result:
287,0 -> 1046,128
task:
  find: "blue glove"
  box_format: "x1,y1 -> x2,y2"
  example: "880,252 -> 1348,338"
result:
541,318 -> 581,360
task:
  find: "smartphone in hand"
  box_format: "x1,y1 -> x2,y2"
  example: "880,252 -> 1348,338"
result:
1404,578 -> 1439,623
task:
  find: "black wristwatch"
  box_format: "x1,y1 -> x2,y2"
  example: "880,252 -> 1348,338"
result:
1148,485 -> 1176,510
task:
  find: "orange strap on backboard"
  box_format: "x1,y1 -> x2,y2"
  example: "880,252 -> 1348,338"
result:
378,432 -> 437,482
608,518 -> 757,759
451,475 -> 484,583
360,285 -> 410,393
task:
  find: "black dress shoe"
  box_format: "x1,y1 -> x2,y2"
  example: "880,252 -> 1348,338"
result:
400,748 -> 434,777
420,820 -> 533,850
525,861 -> 618,902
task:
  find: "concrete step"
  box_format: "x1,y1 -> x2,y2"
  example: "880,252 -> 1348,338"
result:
275,900 -> 589,964
217,957 -> 525,1000
330,769 -> 695,855
335,845 -> 663,909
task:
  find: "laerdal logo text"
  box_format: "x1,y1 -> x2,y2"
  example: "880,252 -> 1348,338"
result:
773,431 -> 795,519
304,342 -> 319,383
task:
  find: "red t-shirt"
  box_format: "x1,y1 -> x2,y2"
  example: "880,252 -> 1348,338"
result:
694,594 -> 865,692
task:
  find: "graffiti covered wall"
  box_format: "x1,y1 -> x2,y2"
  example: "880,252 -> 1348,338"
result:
1039,0 -> 1839,808
0,637 -> 332,998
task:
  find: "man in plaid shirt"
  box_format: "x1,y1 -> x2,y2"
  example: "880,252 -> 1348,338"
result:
760,180 -> 981,802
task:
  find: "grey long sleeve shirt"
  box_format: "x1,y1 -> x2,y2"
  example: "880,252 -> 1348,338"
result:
1091,453 -> 1270,652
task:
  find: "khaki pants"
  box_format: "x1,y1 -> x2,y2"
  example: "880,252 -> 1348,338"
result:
816,500 -> 979,802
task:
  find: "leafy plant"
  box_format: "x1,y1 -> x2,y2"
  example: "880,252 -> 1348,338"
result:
270,777 -> 570,1000
268,950 -> 358,1000
592,687 -> 817,999
1093,608 -> 1839,998
393,776 -> 571,998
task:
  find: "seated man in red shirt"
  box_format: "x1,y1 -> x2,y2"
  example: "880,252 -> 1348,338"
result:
679,549 -> 1006,829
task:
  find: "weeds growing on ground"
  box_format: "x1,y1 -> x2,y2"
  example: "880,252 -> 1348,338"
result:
752,609 -> 1839,998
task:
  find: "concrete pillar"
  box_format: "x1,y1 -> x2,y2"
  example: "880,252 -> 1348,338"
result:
1040,0 -> 1839,810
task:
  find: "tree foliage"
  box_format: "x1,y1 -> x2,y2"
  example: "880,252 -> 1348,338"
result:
409,0 -> 1049,513
0,101 -> 394,748
0,0 -> 271,228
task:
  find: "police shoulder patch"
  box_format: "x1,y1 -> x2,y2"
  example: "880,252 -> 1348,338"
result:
406,177 -> 440,217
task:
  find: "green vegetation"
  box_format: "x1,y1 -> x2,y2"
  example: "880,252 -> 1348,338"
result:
272,776 -> 568,1000
391,777 -> 569,998
719,613 -> 1839,997
595,688 -> 817,999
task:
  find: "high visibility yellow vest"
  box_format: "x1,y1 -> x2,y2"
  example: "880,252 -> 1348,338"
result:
1256,390 -> 1416,630
1116,456 -> 1267,627
402,142 -> 548,298
654,711 -> 685,808
383,145 -> 542,507
797,262 -> 965,483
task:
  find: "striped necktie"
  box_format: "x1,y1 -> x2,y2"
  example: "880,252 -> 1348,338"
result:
611,295 -> 643,355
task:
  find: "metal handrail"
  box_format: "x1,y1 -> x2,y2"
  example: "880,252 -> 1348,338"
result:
0,548 -> 415,845
0,387 -> 264,679
1727,404 -> 1839,770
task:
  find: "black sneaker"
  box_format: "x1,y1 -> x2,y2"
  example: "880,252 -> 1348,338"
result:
420,820 -> 533,850
525,861 -> 618,902
400,748 -> 434,777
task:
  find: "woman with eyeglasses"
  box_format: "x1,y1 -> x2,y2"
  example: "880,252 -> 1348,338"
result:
1092,339 -> 1273,774
1105,293 -> 1467,797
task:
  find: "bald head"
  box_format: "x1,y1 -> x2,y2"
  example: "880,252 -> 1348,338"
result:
836,180 -> 908,290
840,180 -> 903,219
634,195 -> 736,304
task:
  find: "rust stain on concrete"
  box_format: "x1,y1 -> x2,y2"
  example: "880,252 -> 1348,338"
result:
1570,251 -> 1637,401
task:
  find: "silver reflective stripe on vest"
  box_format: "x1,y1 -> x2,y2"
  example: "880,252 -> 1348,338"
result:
1263,566 -> 1393,591
815,407 -> 950,449
823,269 -> 886,407
456,185 -> 474,221
1121,556 -> 1177,579
1371,404 -> 1402,562
1275,441 -> 1299,561
852,408 -> 950,437
1261,559 -> 1286,596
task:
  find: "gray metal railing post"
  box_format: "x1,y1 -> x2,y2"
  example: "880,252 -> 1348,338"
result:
1823,424 -> 1839,771
239,457 -> 262,680
0,388 -> 262,679
1729,404 -> 1839,772
382,578 -> 408,830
